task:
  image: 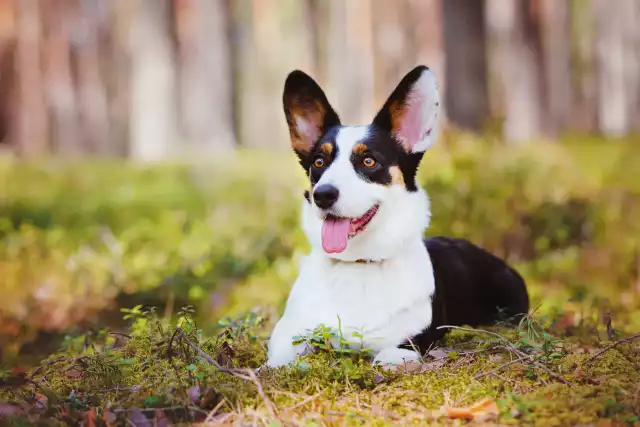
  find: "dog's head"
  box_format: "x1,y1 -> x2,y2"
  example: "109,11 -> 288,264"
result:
283,66 -> 440,262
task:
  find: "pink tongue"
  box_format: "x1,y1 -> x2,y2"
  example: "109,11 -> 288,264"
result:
321,217 -> 351,253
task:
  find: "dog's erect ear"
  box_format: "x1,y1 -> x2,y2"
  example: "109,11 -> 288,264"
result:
283,70 -> 341,159
372,66 -> 440,154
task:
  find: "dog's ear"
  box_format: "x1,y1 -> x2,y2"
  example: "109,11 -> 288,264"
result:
283,70 -> 341,161
372,66 -> 440,154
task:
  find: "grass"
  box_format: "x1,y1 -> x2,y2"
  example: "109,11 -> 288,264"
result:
1,132 -> 640,425
1,306 -> 639,426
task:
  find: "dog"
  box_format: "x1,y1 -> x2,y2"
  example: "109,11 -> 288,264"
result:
265,65 -> 530,368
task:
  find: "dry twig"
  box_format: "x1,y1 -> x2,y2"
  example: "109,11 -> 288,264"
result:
475,355 -> 528,379
582,332 -> 640,365
437,325 -> 570,385
29,357 -> 73,379
175,327 -> 277,418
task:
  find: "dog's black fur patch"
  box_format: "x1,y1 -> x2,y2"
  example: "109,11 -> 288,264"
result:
399,236 -> 530,353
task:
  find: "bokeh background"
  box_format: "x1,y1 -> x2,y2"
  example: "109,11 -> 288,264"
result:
1,0 -> 639,363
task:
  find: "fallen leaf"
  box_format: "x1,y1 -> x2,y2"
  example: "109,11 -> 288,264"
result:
34,392 -> 48,409
0,404 -> 23,417
155,408 -> 171,427
592,375 -> 613,385
551,311 -> 576,332
128,408 -> 150,427
439,397 -> 499,422
10,366 -> 26,377
574,366 -> 583,379
427,349 -> 449,360
65,370 -> 83,378
396,360 -> 424,374
489,354 -> 505,363
188,385 -> 201,403
388,359 -> 447,374
86,408 -> 97,427
103,408 -> 116,427
420,359 -> 447,371
373,374 -> 386,384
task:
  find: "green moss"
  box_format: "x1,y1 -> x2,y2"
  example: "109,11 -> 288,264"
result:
2,307 -> 639,426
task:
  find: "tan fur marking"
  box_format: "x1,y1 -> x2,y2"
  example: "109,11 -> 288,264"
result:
319,143 -> 333,154
389,165 -> 405,186
353,143 -> 368,155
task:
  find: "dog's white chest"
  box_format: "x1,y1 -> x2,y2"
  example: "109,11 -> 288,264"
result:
266,242 -> 435,366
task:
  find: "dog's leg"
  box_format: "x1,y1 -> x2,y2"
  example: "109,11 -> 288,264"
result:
372,347 -> 421,367
265,318 -> 307,368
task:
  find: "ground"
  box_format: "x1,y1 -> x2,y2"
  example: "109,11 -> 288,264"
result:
1,307 -> 639,426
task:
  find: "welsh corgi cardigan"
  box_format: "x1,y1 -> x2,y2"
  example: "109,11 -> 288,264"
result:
265,66 -> 530,368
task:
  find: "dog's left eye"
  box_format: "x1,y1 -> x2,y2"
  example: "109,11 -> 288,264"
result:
363,157 -> 376,167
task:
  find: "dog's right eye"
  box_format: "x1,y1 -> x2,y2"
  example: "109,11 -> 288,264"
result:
313,158 -> 325,168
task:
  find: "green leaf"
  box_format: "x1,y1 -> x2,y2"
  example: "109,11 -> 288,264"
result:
144,396 -> 162,407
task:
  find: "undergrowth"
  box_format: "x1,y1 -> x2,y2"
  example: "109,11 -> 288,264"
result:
1,305 -> 639,426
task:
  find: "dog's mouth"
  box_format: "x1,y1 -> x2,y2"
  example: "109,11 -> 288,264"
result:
321,205 -> 379,254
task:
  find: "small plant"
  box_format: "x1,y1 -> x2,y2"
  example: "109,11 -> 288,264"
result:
291,319 -> 374,361
516,311 -> 565,361
216,311 -> 264,344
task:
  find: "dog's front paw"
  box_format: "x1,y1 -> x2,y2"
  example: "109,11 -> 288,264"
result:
372,347 -> 421,369
264,356 -> 292,369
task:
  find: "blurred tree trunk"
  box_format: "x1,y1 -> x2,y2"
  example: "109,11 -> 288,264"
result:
234,0 -> 316,149
569,0 -> 597,133
0,0 -> 15,147
104,0 -> 132,157
73,0 -> 111,155
486,0 -> 544,143
15,0 -> 49,156
307,0 -> 321,79
443,0 -> 489,131
129,0 -> 177,161
409,0 -> 446,122
176,0 -> 235,157
594,0 -> 639,136
626,1 -> 640,132
594,0 -> 628,136
325,0 -> 374,124
540,0 -> 572,136
41,0 -> 80,155
372,0 -> 412,108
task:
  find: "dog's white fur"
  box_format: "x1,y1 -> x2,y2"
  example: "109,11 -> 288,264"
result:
266,68 -> 440,368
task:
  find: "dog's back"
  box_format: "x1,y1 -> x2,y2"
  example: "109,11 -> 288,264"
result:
400,236 -> 530,352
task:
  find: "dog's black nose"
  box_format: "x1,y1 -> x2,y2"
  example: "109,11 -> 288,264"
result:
313,184 -> 339,209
